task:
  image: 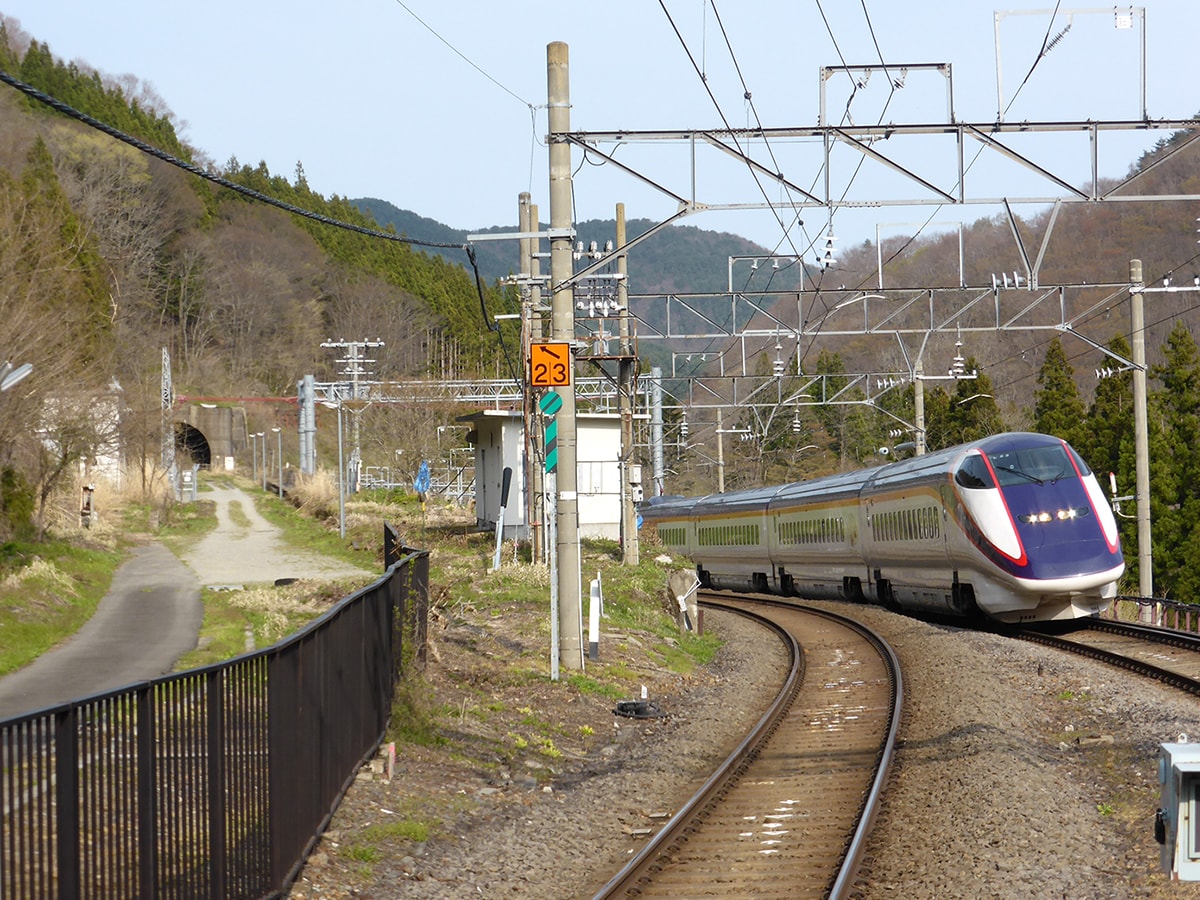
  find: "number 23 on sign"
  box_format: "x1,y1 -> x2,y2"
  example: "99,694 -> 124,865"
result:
529,342 -> 571,387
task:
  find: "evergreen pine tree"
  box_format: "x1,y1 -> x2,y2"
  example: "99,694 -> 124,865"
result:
1032,338 -> 1087,444
1079,334 -> 1138,588
947,359 -> 1002,444
1148,321 -> 1200,601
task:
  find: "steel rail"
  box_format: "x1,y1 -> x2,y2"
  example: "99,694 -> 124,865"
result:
591,597 -> 902,899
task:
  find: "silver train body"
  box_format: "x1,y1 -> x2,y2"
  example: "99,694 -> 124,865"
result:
641,432 -> 1125,624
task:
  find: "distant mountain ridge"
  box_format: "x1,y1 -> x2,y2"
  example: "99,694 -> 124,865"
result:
353,197 -> 780,295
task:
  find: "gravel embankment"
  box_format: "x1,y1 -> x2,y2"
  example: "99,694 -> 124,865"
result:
838,602 -> 1200,900
292,602 -> 1200,899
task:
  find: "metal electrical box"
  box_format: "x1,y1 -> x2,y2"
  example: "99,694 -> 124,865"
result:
1158,743 -> 1200,880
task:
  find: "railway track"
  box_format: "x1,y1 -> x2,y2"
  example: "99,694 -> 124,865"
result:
1015,618 -> 1200,694
592,595 -> 901,900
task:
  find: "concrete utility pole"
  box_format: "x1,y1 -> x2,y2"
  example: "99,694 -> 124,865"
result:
650,367 -> 665,497
617,203 -> 639,565
1130,259 -> 1153,611
530,201 -> 544,561
161,347 -> 175,483
913,358 -> 926,456
716,408 -> 726,493
298,374 -> 317,475
548,42 -> 584,670
519,194 -> 545,563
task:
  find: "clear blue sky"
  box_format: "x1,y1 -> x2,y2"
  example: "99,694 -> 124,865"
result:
2,2 -> 1197,255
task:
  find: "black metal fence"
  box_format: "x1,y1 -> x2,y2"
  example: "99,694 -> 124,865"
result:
1,539 -> 428,900
1102,594 -> 1200,633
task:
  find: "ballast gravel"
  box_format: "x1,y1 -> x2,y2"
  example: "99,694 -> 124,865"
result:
290,599 -> 1200,899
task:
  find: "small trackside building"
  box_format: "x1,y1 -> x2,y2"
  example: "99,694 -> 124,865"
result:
461,410 -> 637,541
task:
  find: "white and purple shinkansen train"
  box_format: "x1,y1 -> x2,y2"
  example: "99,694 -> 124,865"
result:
642,432 -> 1125,624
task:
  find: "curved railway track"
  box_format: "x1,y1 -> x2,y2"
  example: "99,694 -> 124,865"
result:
592,595 -> 901,900
1015,618 -> 1200,694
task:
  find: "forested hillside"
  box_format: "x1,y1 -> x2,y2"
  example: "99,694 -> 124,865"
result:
0,19 -> 519,543
355,198 -> 769,294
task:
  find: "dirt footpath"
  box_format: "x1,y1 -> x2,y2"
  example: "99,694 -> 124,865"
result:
0,484 -> 373,719
182,484 -> 373,587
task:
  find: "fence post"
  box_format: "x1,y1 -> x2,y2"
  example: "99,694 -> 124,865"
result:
137,687 -> 157,897
207,669 -> 228,898
55,706 -> 81,898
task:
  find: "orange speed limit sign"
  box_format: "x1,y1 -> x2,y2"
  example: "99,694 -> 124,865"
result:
530,342 -> 571,387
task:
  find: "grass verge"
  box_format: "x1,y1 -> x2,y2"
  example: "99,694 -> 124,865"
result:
0,539 -> 121,676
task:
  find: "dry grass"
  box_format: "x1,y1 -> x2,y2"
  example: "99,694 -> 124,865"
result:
288,470 -> 339,522
222,580 -> 351,644
0,556 -> 78,597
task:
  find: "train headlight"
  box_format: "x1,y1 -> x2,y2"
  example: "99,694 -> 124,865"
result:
1017,512 -> 1054,523
1018,507 -> 1090,524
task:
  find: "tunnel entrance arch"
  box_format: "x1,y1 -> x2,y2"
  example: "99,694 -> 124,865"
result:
176,423 -> 212,468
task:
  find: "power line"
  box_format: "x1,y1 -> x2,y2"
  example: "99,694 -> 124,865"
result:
659,0 -> 808,264
0,69 -> 466,252
1005,1 -> 1068,119
390,0 -> 536,111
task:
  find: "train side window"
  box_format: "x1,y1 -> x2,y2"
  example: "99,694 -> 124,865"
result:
955,454 -> 994,489
1066,444 -> 1092,476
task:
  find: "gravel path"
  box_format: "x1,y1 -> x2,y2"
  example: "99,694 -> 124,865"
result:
292,599 -> 1200,899
182,484 -> 372,586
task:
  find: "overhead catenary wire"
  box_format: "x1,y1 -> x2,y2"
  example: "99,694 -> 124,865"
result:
1005,0 -> 1068,120
389,0 -> 545,198
656,1 -> 831,374
391,0 -> 535,112
658,1 -> 806,263
846,2 -> 1083,345
657,2 -> 1188,418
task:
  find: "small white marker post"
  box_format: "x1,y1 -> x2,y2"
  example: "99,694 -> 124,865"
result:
588,574 -> 601,660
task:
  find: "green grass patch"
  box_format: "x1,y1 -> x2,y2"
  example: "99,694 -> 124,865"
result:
362,818 -> 432,842
155,499 -> 220,555
173,589 -> 258,669
226,501 -> 251,529
0,540 -> 120,676
565,672 -> 627,701
341,817 -> 433,867
388,673 -> 449,748
175,579 -> 361,670
248,484 -> 377,570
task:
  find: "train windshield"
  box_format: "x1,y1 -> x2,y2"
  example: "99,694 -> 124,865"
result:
954,441 -> 1091,490
984,444 -> 1083,487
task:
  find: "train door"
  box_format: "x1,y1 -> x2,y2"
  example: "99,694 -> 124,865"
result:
861,494 -> 884,604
